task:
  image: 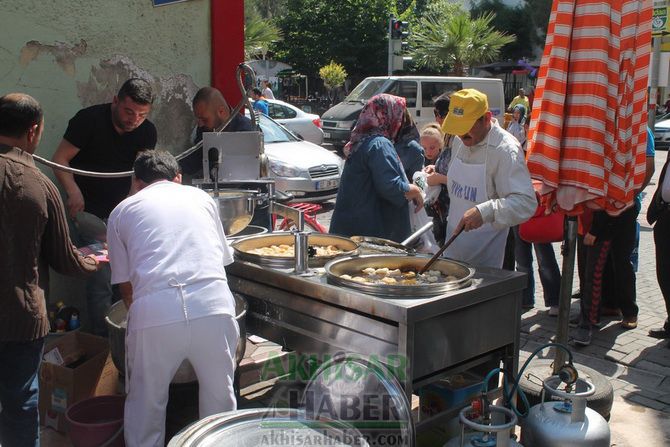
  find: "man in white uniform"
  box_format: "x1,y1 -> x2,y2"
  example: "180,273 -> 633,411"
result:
107,150 -> 239,447
441,89 -> 536,268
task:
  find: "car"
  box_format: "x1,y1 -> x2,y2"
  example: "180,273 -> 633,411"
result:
654,117 -> 670,150
257,114 -> 342,202
255,98 -> 324,145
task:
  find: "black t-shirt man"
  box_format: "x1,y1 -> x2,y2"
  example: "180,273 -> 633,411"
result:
64,103 -> 157,218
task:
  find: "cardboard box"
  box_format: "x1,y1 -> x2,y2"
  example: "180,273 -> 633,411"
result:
39,331 -> 109,432
418,372 -> 483,421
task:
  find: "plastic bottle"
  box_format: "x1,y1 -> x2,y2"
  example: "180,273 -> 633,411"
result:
68,312 -> 80,330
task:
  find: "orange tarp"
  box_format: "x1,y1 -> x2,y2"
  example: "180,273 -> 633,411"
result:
527,0 -> 652,215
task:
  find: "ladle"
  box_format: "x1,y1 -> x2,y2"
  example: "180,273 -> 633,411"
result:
417,226 -> 464,274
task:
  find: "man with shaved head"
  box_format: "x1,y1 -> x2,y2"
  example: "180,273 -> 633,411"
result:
179,86 -> 253,179
0,93 -> 98,446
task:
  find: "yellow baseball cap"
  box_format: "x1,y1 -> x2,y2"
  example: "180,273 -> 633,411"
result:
441,89 -> 489,136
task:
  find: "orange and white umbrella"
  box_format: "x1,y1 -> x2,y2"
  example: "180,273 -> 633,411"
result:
527,0 -> 652,215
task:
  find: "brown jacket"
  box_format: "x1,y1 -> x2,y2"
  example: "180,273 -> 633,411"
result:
0,144 -> 97,341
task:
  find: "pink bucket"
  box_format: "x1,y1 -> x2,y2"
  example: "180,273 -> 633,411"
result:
66,395 -> 125,447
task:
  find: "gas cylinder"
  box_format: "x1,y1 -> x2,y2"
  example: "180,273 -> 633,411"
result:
520,376 -> 610,447
444,404 -> 523,447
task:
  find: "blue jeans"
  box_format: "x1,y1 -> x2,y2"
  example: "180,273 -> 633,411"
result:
0,338 -> 45,447
513,227 -> 561,307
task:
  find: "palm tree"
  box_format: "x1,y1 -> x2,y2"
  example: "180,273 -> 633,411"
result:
244,12 -> 282,60
410,10 -> 515,76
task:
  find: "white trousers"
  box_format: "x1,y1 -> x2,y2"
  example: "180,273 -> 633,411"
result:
124,314 -> 239,447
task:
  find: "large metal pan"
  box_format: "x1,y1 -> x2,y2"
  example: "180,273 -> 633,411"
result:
325,254 -> 474,298
232,233 -> 359,268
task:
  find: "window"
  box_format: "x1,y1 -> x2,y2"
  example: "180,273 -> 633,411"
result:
268,104 -> 297,120
385,81 -> 418,108
421,82 -> 463,107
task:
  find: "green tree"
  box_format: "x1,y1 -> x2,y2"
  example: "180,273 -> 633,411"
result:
319,61 -> 348,101
470,0 -> 541,61
244,4 -> 282,60
409,8 -> 515,75
274,0 -> 416,79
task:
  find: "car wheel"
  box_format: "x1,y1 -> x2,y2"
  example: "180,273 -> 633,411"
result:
517,359 -> 614,420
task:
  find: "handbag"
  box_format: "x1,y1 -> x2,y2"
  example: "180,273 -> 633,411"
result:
518,184 -> 564,244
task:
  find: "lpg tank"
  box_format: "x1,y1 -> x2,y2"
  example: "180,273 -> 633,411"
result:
444,404 -> 522,447
521,376 -> 609,447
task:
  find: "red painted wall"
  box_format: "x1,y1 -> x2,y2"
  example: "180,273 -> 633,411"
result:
211,0 -> 244,106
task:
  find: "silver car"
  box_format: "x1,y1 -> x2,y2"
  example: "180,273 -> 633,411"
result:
258,114 -> 342,202
261,98 -> 325,145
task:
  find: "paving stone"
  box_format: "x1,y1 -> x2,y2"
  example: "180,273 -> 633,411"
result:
635,360 -> 670,378
622,392 -> 668,411
618,367 -> 666,389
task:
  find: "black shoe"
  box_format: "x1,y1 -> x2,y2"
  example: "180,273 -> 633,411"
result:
648,328 -> 670,339
572,326 -> 592,346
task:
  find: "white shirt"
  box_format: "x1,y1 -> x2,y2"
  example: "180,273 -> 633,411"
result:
263,86 -> 275,100
449,121 -> 537,229
107,181 -> 235,331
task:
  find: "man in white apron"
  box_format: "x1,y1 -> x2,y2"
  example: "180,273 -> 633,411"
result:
107,151 -> 239,447
441,89 -> 536,268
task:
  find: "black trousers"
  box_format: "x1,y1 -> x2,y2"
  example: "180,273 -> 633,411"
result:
654,211 -> 670,332
580,206 -> 638,327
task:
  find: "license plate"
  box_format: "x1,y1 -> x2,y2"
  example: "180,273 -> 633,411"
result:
323,132 -> 331,138
316,179 -> 339,190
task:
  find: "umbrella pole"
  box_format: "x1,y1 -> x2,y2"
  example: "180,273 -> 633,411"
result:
553,215 -> 577,372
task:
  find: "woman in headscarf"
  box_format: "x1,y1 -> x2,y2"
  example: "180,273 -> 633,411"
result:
506,104 -> 527,149
330,94 -> 424,242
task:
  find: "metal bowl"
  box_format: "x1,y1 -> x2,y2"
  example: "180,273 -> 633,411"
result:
227,225 -> 268,242
325,254 -> 474,298
105,293 -> 247,383
207,190 -> 258,236
232,233 -> 359,268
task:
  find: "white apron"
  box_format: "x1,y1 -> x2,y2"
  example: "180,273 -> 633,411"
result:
444,141 -> 508,268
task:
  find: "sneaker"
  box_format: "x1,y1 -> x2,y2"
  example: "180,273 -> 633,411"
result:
548,306 -> 559,317
621,317 -> 638,330
648,327 -> 670,339
572,326 -> 592,346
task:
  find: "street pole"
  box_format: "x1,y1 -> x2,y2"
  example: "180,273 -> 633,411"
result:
650,35 -> 661,129
388,16 -> 393,76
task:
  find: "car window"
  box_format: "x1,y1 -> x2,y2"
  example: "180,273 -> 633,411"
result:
385,80 -> 417,108
421,82 -> 463,107
345,79 -> 388,102
281,105 -> 297,119
258,114 -> 297,144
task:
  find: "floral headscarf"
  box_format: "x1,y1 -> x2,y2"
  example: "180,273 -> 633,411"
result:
512,104 -> 526,124
343,94 -> 407,158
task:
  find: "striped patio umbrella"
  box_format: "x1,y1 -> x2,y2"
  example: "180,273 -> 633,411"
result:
527,0 -> 652,215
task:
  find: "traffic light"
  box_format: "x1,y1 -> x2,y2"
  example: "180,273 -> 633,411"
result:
390,19 -> 410,40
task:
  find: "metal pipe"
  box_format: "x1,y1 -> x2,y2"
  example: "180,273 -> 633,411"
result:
554,216 -> 577,372
294,231 -> 310,274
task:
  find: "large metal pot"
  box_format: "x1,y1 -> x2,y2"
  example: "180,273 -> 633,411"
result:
168,408 -> 369,447
227,225 -> 268,242
232,233 -> 359,268
105,293 -> 248,384
208,190 -> 260,236
325,254 -> 474,298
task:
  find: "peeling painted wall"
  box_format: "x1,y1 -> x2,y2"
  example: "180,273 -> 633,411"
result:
1,0 -> 210,163
0,0 -> 212,318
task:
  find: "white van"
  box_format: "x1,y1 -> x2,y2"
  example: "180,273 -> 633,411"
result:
321,76 -> 505,148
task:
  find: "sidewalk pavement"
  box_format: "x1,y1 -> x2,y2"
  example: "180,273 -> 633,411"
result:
517,150 -> 670,444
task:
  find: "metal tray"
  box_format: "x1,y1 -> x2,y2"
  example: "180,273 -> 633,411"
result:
232,233 -> 359,268
325,254 -> 474,298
